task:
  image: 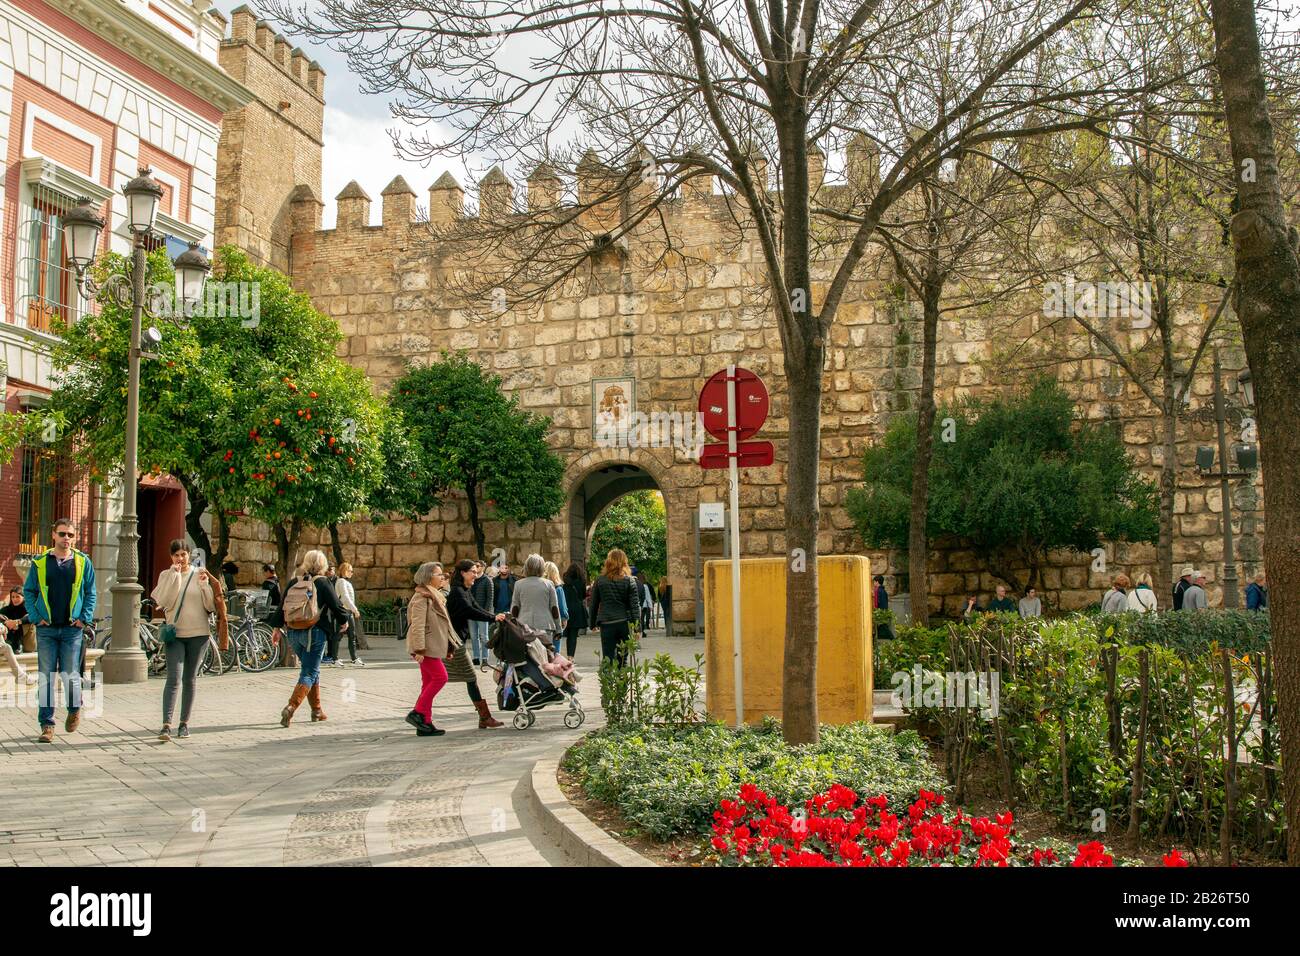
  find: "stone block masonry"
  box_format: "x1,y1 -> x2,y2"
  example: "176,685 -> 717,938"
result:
214,4 -> 323,273
214,56 -> 1265,623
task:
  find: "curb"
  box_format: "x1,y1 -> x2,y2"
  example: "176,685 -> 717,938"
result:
527,757 -> 658,867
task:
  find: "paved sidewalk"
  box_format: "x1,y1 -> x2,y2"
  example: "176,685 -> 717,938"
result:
0,630 -> 702,866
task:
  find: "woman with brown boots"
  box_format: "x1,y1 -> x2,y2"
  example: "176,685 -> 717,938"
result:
268,550 -> 348,727
444,559 -> 507,729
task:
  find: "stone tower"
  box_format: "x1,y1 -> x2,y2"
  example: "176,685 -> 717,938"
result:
214,4 -> 325,272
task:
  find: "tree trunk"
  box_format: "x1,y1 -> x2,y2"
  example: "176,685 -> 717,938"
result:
274,517 -> 303,667
465,482 -> 486,558
1210,0 -> 1300,864
1157,396 -> 1177,605
180,478 -> 212,562
1157,324 -> 1178,604
908,281 -> 941,627
783,358 -> 822,744
211,512 -> 232,572
328,522 -> 345,566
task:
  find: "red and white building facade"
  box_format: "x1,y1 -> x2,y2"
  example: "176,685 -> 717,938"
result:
0,0 -> 250,601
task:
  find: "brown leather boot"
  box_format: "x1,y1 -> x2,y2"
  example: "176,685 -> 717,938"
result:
475,698 -> 503,729
307,683 -> 327,722
281,684 -> 309,727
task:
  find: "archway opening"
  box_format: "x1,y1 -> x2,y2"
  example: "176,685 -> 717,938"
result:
569,464 -> 670,630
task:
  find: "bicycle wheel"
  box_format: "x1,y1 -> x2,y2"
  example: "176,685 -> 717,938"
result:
148,642 -> 167,677
241,624 -> 278,673
199,637 -> 223,676
218,632 -> 239,673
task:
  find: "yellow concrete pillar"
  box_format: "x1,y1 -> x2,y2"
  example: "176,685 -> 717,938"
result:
704,555 -> 872,726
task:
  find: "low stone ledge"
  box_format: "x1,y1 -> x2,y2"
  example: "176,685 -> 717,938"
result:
527,757 -> 657,868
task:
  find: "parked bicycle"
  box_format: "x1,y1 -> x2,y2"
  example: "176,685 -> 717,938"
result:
220,590 -> 277,673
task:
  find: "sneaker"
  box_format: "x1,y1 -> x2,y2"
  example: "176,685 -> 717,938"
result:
350,658 -> 364,667
177,724 -> 190,739
416,723 -> 445,737
37,725 -> 54,744
65,711 -> 81,733
405,710 -> 430,730
322,657 -> 336,666
158,725 -> 171,742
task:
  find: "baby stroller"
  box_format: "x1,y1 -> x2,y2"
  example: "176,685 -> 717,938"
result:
489,615 -> 585,730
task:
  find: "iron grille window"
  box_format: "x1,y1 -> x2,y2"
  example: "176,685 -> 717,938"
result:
14,185 -> 82,333
14,445 -> 92,556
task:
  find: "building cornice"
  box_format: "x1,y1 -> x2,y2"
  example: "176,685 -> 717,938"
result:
154,208 -> 206,246
22,156 -> 116,204
39,0 -> 255,115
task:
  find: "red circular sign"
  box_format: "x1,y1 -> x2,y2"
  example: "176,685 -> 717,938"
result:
698,366 -> 770,441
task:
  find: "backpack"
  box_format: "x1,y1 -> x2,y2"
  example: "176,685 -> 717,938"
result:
282,574 -> 321,630
489,614 -> 546,666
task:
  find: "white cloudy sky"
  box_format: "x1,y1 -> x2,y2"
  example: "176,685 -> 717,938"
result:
211,1 -> 482,228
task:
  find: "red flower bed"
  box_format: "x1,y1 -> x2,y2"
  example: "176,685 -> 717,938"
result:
710,783 -> 1190,868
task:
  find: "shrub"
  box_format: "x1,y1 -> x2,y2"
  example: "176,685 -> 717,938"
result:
902,613 -> 1283,860
563,719 -> 946,841
1108,608 -> 1271,655
597,639 -> 704,727
874,622 -> 949,688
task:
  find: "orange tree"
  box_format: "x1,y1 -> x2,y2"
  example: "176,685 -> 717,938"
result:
209,359 -> 385,582
0,246 -> 351,568
388,352 -> 565,558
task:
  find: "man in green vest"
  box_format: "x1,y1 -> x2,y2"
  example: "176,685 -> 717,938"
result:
22,517 -> 96,743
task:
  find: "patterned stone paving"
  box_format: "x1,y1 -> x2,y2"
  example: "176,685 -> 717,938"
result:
0,631 -> 695,866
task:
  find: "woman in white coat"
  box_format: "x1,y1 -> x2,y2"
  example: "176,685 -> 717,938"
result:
1127,572 -> 1158,613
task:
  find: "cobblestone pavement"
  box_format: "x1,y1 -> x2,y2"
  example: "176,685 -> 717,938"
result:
0,630 -> 699,866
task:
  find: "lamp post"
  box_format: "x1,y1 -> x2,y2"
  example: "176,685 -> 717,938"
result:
1193,350 -> 1258,609
62,168 -> 210,683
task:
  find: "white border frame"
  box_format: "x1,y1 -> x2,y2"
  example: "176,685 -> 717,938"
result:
22,104 -> 103,182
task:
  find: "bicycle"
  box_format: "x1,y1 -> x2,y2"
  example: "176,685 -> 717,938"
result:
87,610 -> 166,680
132,599 -> 224,678
222,591 -> 278,673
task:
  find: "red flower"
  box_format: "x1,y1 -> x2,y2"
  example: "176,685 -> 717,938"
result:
1071,841 -> 1114,868
1162,850 -> 1189,868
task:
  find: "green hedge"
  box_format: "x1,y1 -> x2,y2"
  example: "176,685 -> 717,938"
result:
875,609 -> 1271,687
563,719 -> 946,841
896,612 -> 1282,859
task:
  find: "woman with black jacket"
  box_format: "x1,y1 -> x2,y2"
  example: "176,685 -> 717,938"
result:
468,560 -> 494,665
588,549 -> 640,664
444,559 -> 507,729
560,562 -> 589,658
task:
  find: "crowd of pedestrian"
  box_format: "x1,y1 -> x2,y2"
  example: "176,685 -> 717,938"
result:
944,565 -> 1267,622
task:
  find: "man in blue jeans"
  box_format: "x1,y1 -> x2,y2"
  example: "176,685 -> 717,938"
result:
22,518 -> 96,744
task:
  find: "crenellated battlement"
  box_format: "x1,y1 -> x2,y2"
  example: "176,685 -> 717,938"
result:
215,3 -> 325,271
298,143 -> 885,239
224,4 -> 326,102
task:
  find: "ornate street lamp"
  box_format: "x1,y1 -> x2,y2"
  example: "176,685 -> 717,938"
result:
61,199 -> 105,272
122,168 -> 163,235
60,168 -> 210,683
1237,368 -> 1254,407
174,242 -> 211,314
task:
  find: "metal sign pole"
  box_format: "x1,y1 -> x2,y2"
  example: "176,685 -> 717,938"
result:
727,365 -> 744,726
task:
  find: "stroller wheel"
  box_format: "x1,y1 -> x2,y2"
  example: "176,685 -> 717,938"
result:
563,709 -> 584,729
512,711 -> 531,730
